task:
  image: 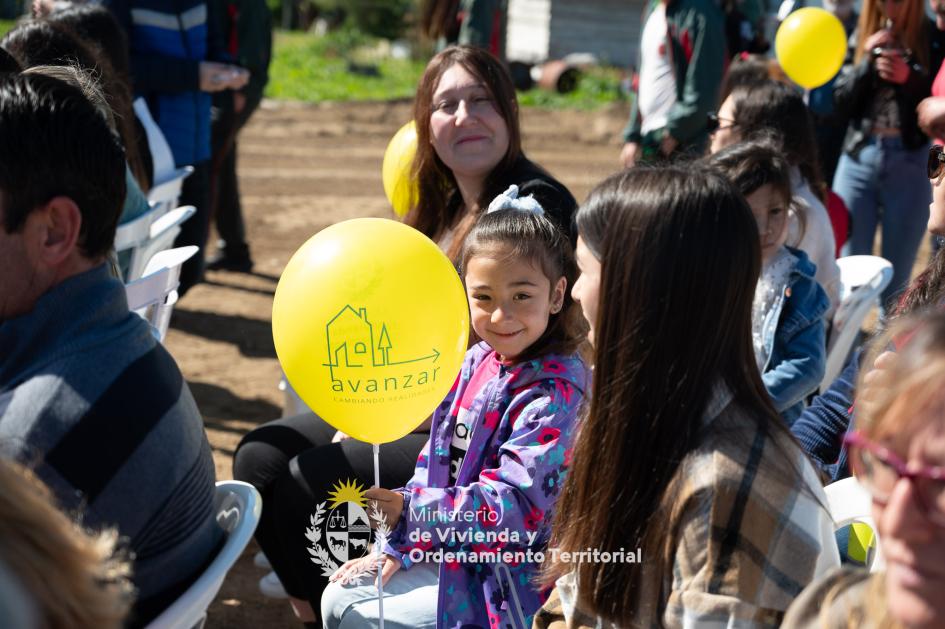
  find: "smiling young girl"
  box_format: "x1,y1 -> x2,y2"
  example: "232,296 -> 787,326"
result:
321,190 -> 589,628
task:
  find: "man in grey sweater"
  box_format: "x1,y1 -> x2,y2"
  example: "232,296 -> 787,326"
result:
0,73 -> 221,625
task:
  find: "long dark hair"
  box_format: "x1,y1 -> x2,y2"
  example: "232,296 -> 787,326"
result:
1,19 -> 147,191
406,45 -> 523,260
546,165 -> 786,624
728,81 -> 825,203
460,209 -> 585,362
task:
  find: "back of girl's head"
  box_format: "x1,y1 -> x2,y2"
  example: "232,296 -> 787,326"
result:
705,138 -> 793,206
461,208 -> 584,361
48,5 -> 131,80
728,81 -> 824,194
1,20 -> 98,71
0,46 -> 19,73
719,53 -> 783,102
552,165 -> 782,623
577,165 -> 769,408
858,310 -> 945,441
408,46 -> 523,243
23,64 -> 116,131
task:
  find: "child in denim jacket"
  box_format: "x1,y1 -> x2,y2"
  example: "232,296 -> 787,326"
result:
709,140 -> 830,424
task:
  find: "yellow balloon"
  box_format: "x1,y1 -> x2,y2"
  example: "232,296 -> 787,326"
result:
776,8 -> 847,89
382,121 -> 419,217
272,218 -> 469,444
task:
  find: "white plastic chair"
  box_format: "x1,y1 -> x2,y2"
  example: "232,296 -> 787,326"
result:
133,97 -> 177,187
820,255 -> 893,393
116,205 -> 197,282
125,246 -> 198,342
145,480 -> 262,629
824,476 -> 885,572
148,166 -> 195,217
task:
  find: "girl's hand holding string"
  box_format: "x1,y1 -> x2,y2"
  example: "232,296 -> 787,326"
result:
875,49 -> 910,84
364,487 -> 404,529
329,553 -> 401,587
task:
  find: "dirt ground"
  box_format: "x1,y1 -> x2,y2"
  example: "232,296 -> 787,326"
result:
166,99 -> 630,628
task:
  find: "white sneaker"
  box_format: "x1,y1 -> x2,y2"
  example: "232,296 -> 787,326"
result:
259,571 -> 288,599
254,551 -> 272,569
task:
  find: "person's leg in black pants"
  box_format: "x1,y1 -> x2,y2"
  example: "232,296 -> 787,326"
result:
232,412 -> 428,623
174,160 -> 211,295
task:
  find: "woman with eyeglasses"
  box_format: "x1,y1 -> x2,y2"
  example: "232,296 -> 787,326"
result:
231,46 -> 577,627
831,0 -> 939,307
791,144 -> 945,483
782,308 -> 945,629
708,80 -> 842,320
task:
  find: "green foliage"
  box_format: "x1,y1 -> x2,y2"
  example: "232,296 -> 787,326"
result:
266,28 -> 626,110
0,19 -> 15,39
265,29 -> 426,101
309,0 -> 412,39
517,66 -> 626,110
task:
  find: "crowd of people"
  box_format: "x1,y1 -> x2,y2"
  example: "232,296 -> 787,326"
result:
2,0 -> 945,626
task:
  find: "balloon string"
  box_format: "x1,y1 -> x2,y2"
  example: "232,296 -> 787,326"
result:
374,442 -> 384,629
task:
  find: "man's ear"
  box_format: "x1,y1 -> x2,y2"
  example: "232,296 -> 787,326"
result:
34,196 -> 82,266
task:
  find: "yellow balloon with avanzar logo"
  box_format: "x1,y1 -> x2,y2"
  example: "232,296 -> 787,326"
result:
775,8 -> 846,89
272,218 -> 469,444
382,121 -> 419,217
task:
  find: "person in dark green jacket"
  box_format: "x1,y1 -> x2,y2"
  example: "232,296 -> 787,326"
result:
620,0 -> 726,167
207,0 -> 272,272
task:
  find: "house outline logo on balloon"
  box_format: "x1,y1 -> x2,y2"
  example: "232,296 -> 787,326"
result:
324,304 -> 444,400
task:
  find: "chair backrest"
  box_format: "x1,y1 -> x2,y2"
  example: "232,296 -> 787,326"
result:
133,97 -> 176,186
824,476 -> 885,572
821,255 -> 893,393
117,205 -> 197,282
148,166 -> 195,218
144,481 -> 262,629
125,246 -> 198,342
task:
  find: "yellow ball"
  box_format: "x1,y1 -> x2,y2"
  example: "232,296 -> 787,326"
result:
775,8 -> 847,89
382,121 -> 419,217
272,218 -> 469,444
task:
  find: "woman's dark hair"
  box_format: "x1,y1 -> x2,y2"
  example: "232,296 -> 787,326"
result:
49,5 -> 131,81
407,45 -> 524,261
0,46 -> 20,73
719,53 -> 773,103
546,165 -> 788,624
704,137 -> 805,240
896,246 -> 945,315
1,19 -> 147,190
728,80 -> 825,203
460,209 -> 585,362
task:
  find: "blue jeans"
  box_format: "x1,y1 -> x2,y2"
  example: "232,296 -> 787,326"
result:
321,562 -> 438,629
832,136 -> 930,307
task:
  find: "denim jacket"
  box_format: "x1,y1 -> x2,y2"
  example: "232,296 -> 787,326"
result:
760,247 -> 829,425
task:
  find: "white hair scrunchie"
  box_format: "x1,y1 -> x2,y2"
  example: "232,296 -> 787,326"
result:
486,184 -> 545,216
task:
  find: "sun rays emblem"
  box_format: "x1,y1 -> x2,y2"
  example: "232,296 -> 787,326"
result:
327,478 -> 367,509
305,478 -> 373,575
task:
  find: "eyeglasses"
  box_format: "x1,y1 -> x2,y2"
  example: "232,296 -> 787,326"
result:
431,94 -> 497,117
929,144 -> 945,182
844,431 -> 945,527
706,112 -> 737,134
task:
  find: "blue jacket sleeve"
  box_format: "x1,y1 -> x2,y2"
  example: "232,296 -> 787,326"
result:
791,347 -> 861,473
763,317 -> 826,413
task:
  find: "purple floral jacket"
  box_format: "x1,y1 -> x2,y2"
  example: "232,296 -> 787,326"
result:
383,342 -> 589,629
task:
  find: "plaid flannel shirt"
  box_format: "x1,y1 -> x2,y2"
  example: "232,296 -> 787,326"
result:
534,387 -> 840,628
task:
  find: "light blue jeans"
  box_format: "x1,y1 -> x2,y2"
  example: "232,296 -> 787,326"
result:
321,562 -> 438,629
832,135 -> 931,307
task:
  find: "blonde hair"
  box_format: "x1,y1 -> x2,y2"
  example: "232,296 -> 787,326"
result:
856,310 -> 945,440
0,459 -> 133,629
853,0 -> 929,68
